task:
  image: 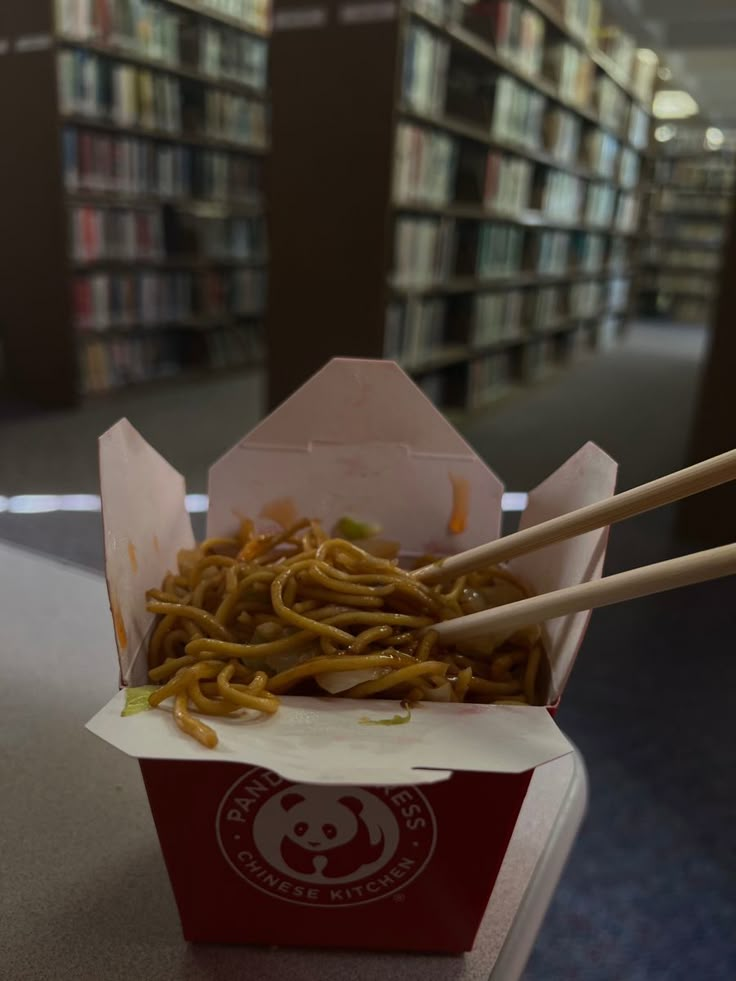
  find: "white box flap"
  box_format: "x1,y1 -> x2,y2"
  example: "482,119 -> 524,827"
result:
509,442 -> 617,695
86,694 -> 573,785
99,419 -> 194,686
207,358 -> 504,553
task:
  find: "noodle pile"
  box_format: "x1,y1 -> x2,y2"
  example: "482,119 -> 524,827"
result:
145,518 -> 547,748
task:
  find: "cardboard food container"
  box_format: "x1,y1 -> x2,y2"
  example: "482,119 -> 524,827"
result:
87,357 -> 616,954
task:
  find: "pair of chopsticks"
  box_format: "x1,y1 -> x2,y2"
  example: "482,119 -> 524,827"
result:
413,449 -> 736,642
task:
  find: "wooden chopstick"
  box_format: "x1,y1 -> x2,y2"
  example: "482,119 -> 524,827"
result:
431,542 -> 736,643
414,448 -> 736,584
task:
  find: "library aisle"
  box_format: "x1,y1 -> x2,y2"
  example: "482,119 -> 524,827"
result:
3,321 -> 735,981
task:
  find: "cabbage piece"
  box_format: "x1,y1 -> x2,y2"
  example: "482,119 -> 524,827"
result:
121,686 -> 158,717
317,667 -> 391,694
359,703 -> 412,726
335,516 -> 382,540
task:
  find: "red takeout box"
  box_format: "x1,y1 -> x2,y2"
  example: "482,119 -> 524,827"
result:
87,358 -> 616,953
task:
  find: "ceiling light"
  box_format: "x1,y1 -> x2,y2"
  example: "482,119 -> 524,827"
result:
653,90 -> 699,120
705,127 -> 724,150
654,125 -> 676,143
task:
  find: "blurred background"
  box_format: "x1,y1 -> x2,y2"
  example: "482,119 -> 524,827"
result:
1,1 -> 734,978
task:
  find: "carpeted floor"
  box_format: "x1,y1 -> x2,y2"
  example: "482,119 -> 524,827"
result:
2,321 -> 734,980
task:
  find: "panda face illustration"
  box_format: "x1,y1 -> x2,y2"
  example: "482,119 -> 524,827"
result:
281,792 -> 361,852
219,770 -> 437,904
249,784 -> 401,883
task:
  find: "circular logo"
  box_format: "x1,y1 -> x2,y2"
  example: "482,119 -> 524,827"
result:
216,767 -> 436,907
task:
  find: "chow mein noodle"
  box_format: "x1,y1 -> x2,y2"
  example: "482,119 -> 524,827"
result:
144,518 -> 547,747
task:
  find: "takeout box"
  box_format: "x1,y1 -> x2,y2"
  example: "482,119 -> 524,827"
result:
87,357 -> 616,953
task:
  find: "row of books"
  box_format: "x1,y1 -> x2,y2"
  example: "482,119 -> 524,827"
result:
57,0 -> 268,88
476,223 -> 525,277
165,211 -> 266,259
570,231 -> 605,272
393,123 -> 457,207
663,160 -> 736,193
526,285 -> 560,328
384,298 -> 447,367
455,144 -> 530,212
627,105 -> 649,151
656,193 -> 731,218
393,217 -> 455,286
533,169 -> 582,220
618,147 -> 640,190
534,229 -> 570,274
485,153 -> 533,213
71,204 -> 162,260
459,52 -> 648,151
72,267 -> 266,328
73,269 -> 191,327
454,1 -> 649,123
56,0 -> 180,61
194,23 -> 268,88
491,76 -> 545,150
62,126 -> 263,201
583,130 -> 618,179
584,182 -> 616,227
71,204 -> 266,260
58,50 -> 266,146
58,0 -> 271,41
644,249 -> 721,273
596,77 -> 627,132
394,213 -> 635,283
555,0 -> 600,45
615,191 -> 639,234
387,273 -> 625,353
569,279 -> 602,317
78,322 -> 263,394
544,108 -> 581,163
58,51 -> 181,131
461,1 -> 546,77
396,122 -> 644,225
648,224 -> 725,248
472,290 -> 523,346
546,42 -> 593,107
644,273 -> 717,297
402,25 -> 449,117
204,89 -> 266,145
203,0 -> 271,32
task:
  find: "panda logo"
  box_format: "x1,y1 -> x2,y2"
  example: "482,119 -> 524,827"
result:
278,792 -> 385,879
253,784 -> 399,884
216,768 -> 437,907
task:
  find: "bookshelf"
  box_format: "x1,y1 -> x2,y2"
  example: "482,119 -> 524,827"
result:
266,0 -> 656,411
0,0 -> 270,408
638,144 -> 735,324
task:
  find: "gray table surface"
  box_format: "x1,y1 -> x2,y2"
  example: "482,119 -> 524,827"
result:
0,542 -> 586,980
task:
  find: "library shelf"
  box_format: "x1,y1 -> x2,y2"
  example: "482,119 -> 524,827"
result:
389,266 -> 631,297
66,189 -> 263,215
57,35 -> 268,100
60,112 -> 269,155
0,0 -> 271,407
393,199 -> 638,237
397,105 -> 639,187
163,0 -> 270,40
267,0 -> 648,411
408,7 -> 646,149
